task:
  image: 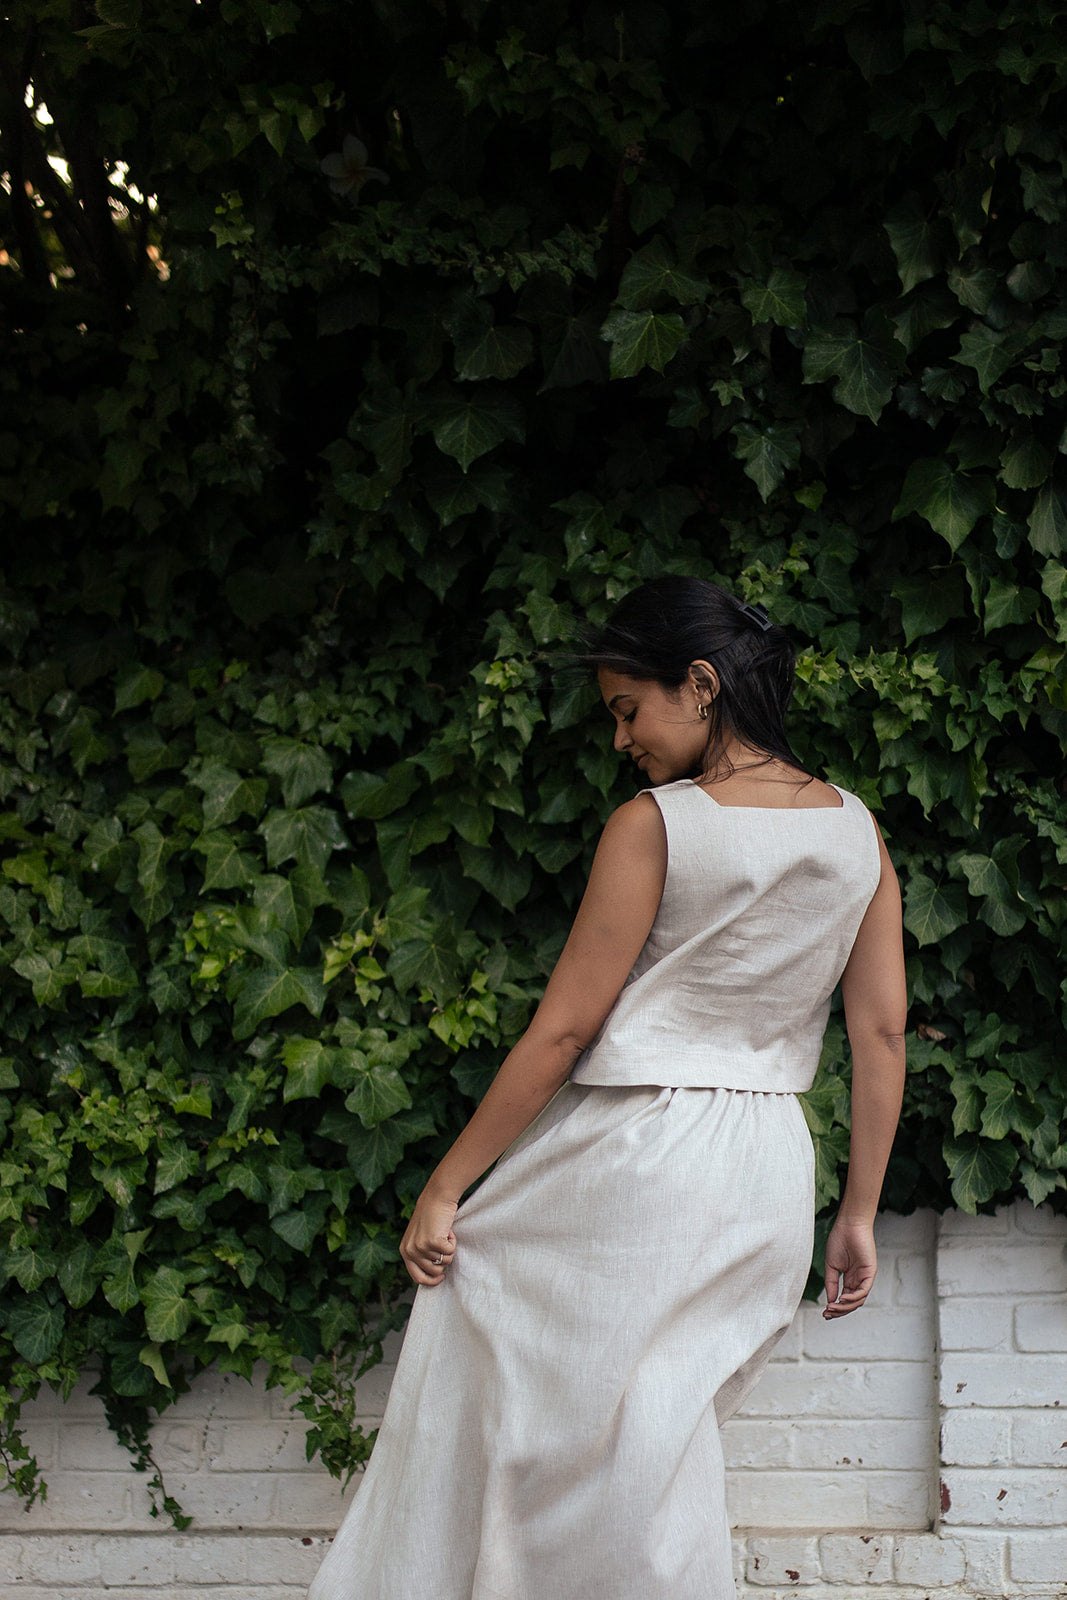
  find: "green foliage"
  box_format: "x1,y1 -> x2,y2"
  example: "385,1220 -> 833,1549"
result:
2,0 -> 1067,1514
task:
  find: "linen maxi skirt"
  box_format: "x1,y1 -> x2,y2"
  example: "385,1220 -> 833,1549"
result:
306,1080 -> 815,1600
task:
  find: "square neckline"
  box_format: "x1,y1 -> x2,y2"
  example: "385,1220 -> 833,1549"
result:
686,779 -> 846,812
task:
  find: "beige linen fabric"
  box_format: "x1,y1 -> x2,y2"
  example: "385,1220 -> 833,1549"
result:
306,783 -> 881,1600
572,781 -> 882,1092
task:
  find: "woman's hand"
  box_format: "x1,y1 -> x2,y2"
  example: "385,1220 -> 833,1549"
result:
822,1217 -> 877,1319
399,1190 -> 458,1287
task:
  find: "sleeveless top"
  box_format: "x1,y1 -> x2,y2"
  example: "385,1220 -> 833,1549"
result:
569,778 -> 882,1095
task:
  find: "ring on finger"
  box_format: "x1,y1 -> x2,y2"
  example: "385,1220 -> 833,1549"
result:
432,1253 -> 443,1265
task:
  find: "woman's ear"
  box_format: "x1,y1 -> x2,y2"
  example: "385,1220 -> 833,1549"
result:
688,659 -> 720,701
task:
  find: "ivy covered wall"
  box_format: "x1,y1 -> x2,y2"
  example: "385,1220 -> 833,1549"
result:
1,0 -> 1065,1512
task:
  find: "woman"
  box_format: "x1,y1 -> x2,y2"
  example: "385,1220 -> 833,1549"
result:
307,576 -> 907,1600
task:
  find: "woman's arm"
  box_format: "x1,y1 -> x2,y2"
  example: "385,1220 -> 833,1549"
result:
823,819 -> 908,1319
399,793 -> 668,1286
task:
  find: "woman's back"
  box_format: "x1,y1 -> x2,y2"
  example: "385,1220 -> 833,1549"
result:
571,778 -> 881,1093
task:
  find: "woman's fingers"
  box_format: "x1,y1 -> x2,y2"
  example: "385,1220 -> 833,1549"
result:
399,1229 -> 457,1285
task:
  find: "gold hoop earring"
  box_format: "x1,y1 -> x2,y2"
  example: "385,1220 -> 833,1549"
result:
697,701 -> 709,721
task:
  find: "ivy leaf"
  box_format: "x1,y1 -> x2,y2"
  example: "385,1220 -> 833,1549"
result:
1019,1162 -> 1066,1206
140,1265 -> 193,1343
154,1140 -> 199,1195
893,573 -> 969,644
229,965 -> 327,1039
740,267 -> 807,328
802,319 -> 903,421
884,195 -> 947,293
979,1071 -> 1043,1140
953,851 -> 1026,935
260,737 -> 333,806
102,1252 -> 140,1313
600,309 -> 688,377
280,1037 -> 332,1101
3,1293 -> 66,1362
191,830 -> 259,891
1028,483 -> 1067,555
253,868 -> 329,948
982,578 -> 1038,635
428,388 -> 525,472
190,762 -> 267,829
893,458 -> 995,551
944,1135 -> 1017,1213
950,1069 -> 983,1136
258,807 -> 348,873
388,929 -> 463,1005
616,238 -> 711,311
903,871 -> 969,945
341,1110 -> 437,1195
7,1241 -> 58,1291
454,322 -> 534,381
953,326 -> 1013,392
1000,436 -> 1051,490
58,1241 -> 97,1309
114,664 -> 164,712
731,422 -> 802,500
343,1063 -> 412,1129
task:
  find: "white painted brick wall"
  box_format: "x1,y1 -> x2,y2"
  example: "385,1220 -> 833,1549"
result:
1,1202 -> 1064,1598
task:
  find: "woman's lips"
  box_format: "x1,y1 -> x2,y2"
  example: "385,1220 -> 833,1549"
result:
634,754 -> 648,770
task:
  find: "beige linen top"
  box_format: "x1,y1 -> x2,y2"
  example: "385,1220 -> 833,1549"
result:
570,778 -> 882,1094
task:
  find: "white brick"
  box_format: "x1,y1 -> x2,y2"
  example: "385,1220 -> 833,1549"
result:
152,1472 -> 277,1528
939,1208 -> 1012,1238
1014,1295 -> 1067,1351
939,1352 -> 1067,1408
205,1420 -> 319,1472
11,1535 -> 103,1584
0,1537 -> 23,1583
764,1317 -> 803,1361
1014,1202 -> 1067,1237
4,1589 -> 307,1600
738,1361 -> 932,1419
9,1420 -> 56,1470
892,1253 -> 932,1308
246,1535 -> 331,1586
58,1422 -> 137,1471
745,1535 -> 821,1585
727,1471 -> 866,1528
936,1239 -> 1067,1297
97,1533 -> 247,1586
938,1297 -> 1014,1351
721,1419 -> 796,1469
877,1210 -> 937,1248
166,1369 -> 270,1421
818,1533 -> 894,1583
956,1531 -> 1009,1595
891,1532 -> 965,1585
792,1419 -> 929,1471
0,1472 -> 134,1531
801,1306 -> 934,1362
1011,1409 -> 1067,1467
941,1466 -> 1067,1527
264,1472 -> 358,1530
864,1470 -> 934,1527
1008,1528 -> 1067,1583
27,1375 -> 105,1419
939,1408 -> 1012,1466
151,1422 -> 204,1472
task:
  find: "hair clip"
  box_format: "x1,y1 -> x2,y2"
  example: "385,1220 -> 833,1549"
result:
737,601 -> 773,632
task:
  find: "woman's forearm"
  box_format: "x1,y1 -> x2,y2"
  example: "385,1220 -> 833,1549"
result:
837,1029 -> 907,1223
422,1029 -> 583,1205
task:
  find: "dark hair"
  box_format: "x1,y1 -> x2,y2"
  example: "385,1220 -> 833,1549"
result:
583,577 -> 809,780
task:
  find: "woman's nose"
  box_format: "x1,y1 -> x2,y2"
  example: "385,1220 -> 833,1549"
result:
613,721 -> 631,752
